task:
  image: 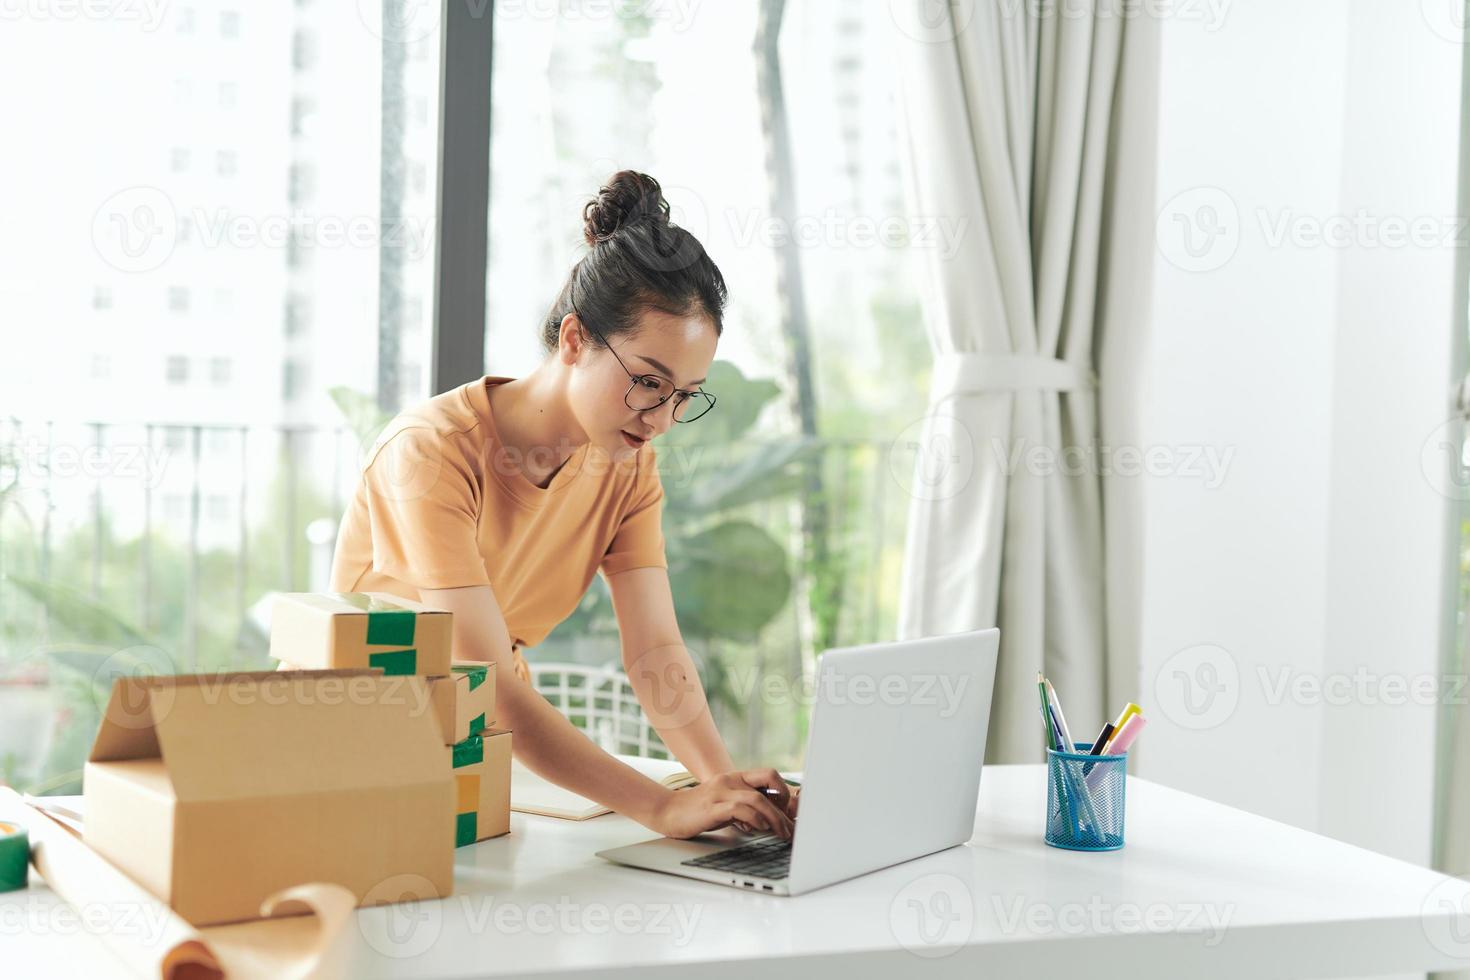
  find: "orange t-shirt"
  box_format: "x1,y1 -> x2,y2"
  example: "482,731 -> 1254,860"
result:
329,375 -> 667,666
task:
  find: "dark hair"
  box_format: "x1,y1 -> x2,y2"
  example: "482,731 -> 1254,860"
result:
541,171 -> 727,353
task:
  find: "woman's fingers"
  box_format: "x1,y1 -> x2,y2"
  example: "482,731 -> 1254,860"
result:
729,801 -> 781,836
739,768 -> 792,807
739,788 -> 794,838
747,768 -> 800,822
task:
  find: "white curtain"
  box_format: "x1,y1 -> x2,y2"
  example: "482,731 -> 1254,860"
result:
893,2 -> 1126,762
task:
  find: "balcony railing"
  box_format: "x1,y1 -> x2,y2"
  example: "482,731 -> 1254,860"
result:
0,417 -> 909,787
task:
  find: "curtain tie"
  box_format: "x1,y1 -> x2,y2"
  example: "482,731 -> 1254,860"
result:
930,352 -> 1096,397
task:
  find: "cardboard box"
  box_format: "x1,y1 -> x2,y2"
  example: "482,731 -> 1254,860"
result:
83,669 -> 454,926
272,659 -> 494,746
269,592 -> 451,676
425,662 -> 497,746
451,729 -> 511,846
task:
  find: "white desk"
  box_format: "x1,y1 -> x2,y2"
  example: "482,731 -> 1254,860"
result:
8,765 -> 1470,979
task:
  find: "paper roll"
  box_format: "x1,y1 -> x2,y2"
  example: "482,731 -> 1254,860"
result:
0,789 -> 356,980
0,819 -> 28,891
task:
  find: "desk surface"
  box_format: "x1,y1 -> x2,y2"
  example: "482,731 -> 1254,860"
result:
8,765 -> 1470,979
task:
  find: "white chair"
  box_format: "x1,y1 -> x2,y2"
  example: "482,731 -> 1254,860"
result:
528,662 -> 668,759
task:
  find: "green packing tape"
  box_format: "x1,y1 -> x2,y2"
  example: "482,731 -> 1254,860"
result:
0,821 -> 29,892
453,664 -> 488,691
452,735 -> 484,769
455,811 -> 477,848
368,649 -> 417,676
330,592 -> 417,647
467,712 -> 486,737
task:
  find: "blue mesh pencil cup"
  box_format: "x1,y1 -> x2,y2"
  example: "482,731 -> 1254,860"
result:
1045,741 -> 1127,851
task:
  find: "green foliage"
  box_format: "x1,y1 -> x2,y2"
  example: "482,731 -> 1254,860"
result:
1,439 -> 331,790
8,577 -> 151,651
328,386 -> 394,455
2,577 -> 179,794
558,361 -> 817,645
667,520 -> 791,644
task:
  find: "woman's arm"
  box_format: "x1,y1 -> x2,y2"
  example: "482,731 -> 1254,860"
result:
419,582 -> 794,838
421,583 -> 673,827
603,566 -> 736,782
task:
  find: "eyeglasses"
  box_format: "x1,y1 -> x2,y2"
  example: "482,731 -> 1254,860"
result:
571,299 -> 717,424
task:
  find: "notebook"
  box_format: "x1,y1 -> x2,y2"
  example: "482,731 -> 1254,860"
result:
510,753 -> 698,820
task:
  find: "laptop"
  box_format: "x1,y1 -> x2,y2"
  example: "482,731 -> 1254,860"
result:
595,628 -> 999,896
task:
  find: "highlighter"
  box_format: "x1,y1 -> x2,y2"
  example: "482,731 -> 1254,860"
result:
1085,714 -> 1147,792
1103,702 -> 1142,751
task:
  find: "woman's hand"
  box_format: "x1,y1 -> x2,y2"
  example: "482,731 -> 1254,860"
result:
650,769 -> 796,840
731,782 -> 799,834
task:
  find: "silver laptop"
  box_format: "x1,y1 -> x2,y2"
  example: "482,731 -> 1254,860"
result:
596,628 -> 999,896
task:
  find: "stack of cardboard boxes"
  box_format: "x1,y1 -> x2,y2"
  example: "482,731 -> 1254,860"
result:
77,591 -> 515,928
269,591 -> 512,847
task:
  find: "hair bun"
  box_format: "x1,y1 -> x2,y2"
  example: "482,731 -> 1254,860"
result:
582,171 -> 671,246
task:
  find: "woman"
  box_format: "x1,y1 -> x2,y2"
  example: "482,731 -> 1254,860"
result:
330,171 -> 797,841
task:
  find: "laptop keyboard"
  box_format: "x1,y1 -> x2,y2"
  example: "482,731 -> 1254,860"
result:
681,835 -> 792,880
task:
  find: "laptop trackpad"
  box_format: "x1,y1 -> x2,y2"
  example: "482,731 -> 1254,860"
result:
597,826 -> 753,865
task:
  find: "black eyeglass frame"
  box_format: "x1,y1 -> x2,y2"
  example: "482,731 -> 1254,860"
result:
569,298 -> 717,424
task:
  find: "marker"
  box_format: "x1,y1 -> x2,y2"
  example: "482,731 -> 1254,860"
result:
1086,714 -> 1148,791
1081,722 -> 1115,776
1102,702 -> 1142,752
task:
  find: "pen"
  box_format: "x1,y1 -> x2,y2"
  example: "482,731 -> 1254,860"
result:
1047,703 -> 1069,753
1043,677 -> 1076,752
1081,721 -> 1114,776
1039,673 -> 1084,831
1044,682 -> 1101,833
1037,673 -> 1057,751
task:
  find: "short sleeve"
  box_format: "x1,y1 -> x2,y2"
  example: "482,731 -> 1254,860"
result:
361,421 -> 491,590
599,445 -> 668,577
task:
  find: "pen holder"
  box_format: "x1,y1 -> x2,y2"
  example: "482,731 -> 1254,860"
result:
1045,741 -> 1127,851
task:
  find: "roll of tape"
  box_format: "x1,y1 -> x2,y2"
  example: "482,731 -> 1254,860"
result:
0,820 -> 29,892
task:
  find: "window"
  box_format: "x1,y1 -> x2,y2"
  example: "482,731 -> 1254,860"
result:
92,286 -> 112,310
290,96 -> 315,138
90,355 -> 111,380
170,147 -> 190,173
210,357 -> 232,386
220,10 -> 240,39
486,4 -> 924,769
219,82 -> 237,110
288,161 -> 314,204
292,32 -> 316,71
285,294 -> 310,337
168,287 -> 190,313
216,150 -> 238,178
282,359 -> 305,400
166,355 -> 189,385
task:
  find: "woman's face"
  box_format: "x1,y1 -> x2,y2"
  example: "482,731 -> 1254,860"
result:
566,307 -> 719,459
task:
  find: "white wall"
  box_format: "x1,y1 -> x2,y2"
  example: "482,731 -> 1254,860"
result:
1126,0 -> 1461,867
